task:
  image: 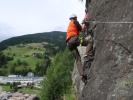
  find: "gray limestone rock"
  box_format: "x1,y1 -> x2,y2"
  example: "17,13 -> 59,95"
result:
73,0 -> 133,100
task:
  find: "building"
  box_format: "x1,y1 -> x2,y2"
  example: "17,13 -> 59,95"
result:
0,75 -> 44,85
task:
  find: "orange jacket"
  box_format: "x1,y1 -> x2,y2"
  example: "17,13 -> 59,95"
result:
66,20 -> 81,41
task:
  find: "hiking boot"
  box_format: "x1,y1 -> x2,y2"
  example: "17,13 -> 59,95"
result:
81,75 -> 87,84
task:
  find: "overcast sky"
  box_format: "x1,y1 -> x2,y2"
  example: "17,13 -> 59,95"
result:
0,0 -> 85,36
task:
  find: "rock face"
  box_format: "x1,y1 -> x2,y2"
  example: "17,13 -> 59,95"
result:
72,46 -> 87,99
73,0 -> 133,100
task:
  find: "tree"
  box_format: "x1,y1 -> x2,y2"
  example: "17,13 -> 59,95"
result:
9,65 -> 15,74
41,49 -> 74,100
35,57 -> 51,76
0,52 -> 13,68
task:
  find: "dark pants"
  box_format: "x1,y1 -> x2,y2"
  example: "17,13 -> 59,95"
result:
67,36 -> 83,76
67,36 -> 80,51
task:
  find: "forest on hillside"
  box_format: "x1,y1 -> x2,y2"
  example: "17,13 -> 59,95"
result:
0,31 -> 66,76
0,31 -> 66,50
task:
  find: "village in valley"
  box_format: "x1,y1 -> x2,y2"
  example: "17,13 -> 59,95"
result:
0,72 -> 43,100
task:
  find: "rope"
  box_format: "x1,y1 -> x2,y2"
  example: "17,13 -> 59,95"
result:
86,21 -> 133,24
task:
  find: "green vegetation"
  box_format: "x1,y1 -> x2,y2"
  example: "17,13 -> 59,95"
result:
41,49 -> 74,100
0,31 -> 66,51
1,84 -> 12,92
64,87 -> 75,100
0,43 -> 52,76
1,84 -> 40,96
0,31 -> 66,76
0,52 -> 13,68
1,48 -> 76,99
0,31 -> 76,99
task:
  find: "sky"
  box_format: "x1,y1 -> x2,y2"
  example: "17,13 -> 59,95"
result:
0,0 -> 85,36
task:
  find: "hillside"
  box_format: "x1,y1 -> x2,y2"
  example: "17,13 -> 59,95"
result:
0,31 -> 66,76
0,31 -> 66,50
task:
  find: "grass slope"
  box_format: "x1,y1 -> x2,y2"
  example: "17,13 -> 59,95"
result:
2,43 -> 45,70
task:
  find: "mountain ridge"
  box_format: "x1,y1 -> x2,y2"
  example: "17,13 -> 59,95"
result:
0,31 -> 66,51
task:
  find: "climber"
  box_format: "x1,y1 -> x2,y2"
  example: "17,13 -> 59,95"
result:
66,14 -> 87,83
80,7 -> 97,82
66,14 -> 82,50
82,6 -> 97,47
